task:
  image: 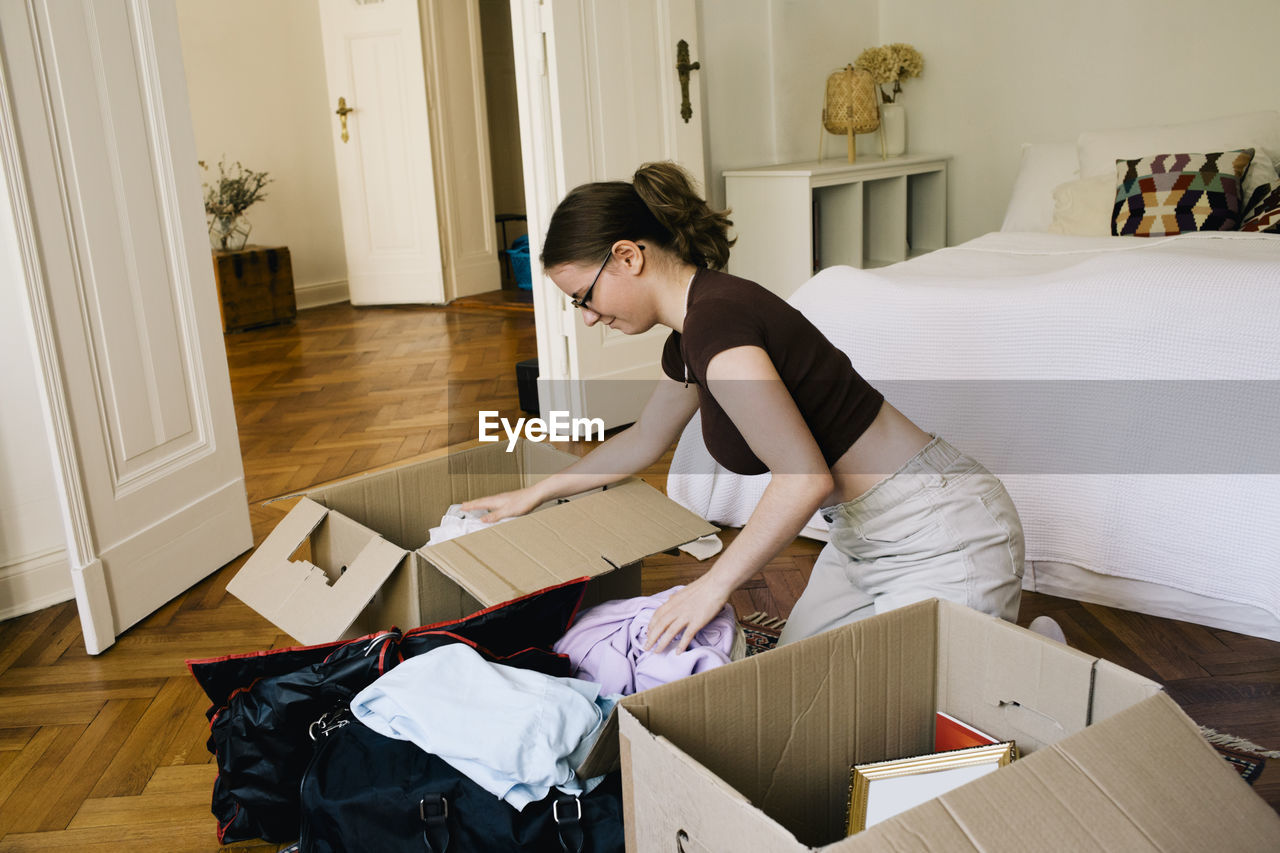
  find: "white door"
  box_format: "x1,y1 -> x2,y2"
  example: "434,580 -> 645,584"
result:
318,0 -> 447,305
513,0 -> 707,428
0,0 -> 253,654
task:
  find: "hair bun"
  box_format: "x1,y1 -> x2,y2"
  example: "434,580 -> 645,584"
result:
632,162 -> 734,269
540,162 -> 734,271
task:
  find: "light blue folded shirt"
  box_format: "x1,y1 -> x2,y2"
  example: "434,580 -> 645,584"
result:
351,643 -> 619,810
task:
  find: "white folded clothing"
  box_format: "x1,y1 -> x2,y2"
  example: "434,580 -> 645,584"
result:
350,643 -> 618,810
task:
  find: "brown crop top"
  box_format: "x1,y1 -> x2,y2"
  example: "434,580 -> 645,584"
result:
661,267 -> 884,475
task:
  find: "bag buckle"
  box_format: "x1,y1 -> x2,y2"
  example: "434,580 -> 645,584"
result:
553,795 -> 584,853
420,793 -> 450,853
552,795 -> 582,824
420,794 -> 449,823
308,710 -> 350,741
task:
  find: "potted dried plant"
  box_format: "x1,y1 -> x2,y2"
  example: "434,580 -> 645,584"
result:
200,157 -> 271,251
854,43 -> 924,157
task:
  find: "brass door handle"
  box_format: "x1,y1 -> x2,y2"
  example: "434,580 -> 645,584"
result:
335,97 -> 354,143
675,40 -> 700,124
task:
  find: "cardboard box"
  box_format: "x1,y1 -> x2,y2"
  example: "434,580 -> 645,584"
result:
611,599 -> 1280,852
228,440 -> 716,645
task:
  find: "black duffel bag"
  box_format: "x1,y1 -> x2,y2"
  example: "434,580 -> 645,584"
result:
299,707 -> 625,853
188,579 -> 589,845
200,628 -> 401,843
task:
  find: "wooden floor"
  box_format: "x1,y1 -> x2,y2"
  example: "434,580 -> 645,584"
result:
0,299 -> 1277,850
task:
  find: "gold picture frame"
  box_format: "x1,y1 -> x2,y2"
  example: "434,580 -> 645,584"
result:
846,741 -> 1018,835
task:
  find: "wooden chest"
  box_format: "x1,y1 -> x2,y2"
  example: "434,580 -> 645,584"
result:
211,245 -> 297,332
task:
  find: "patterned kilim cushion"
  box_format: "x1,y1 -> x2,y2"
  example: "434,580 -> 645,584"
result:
1241,181 -> 1280,233
1112,149 -> 1254,236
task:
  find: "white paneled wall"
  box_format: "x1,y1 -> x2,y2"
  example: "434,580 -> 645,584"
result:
699,0 -> 878,209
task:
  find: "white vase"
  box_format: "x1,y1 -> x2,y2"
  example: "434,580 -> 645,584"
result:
880,103 -> 906,158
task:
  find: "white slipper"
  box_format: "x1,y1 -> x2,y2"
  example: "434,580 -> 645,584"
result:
1028,615 -> 1068,645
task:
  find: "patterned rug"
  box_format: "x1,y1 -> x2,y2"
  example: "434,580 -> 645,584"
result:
735,611 -> 1271,784
739,611 -> 787,656
1199,728 -> 1277,784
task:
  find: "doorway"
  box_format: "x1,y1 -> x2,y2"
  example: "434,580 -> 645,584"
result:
174,0 -> 538,503
480,0 -> 531,296
174,0 -> 530,314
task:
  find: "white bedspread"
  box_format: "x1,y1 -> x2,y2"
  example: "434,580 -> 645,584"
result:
668,232 -> 1280,628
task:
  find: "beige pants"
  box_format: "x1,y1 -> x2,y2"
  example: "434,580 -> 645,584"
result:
778,436 -> 1024,646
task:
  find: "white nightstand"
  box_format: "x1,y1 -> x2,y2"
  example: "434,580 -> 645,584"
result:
724,154 -> 949,298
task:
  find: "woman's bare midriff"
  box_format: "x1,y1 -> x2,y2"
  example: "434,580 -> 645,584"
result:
826,401 -> 932,505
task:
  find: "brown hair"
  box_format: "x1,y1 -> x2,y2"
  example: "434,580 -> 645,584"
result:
540,161 -> 734,270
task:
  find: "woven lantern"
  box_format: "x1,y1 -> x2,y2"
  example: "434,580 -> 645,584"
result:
819,65 -> 879,163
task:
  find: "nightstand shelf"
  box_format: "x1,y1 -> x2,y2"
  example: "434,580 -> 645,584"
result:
724,154 -> 949,298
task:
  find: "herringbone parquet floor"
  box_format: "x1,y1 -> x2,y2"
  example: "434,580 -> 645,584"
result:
0,299 -> 1276,851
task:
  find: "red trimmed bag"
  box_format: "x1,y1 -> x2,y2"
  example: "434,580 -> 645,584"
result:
189,579 -> 588,844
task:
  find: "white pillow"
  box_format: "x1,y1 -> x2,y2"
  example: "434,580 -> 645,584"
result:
1001,142 -> 1079,232
1047,174 -> 1116,237
1076,110 -> 1280,202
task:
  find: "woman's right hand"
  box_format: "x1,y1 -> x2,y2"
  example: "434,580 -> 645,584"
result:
458,487 -> 543,523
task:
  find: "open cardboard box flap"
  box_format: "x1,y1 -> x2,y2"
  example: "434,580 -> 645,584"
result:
226,497 -> 407,646
418,478 -> 715,609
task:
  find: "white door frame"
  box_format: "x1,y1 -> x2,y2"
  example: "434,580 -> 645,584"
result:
510,0 -> 573,417
510,0 -> 706,428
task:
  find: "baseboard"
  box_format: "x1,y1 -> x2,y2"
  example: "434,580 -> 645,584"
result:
0,548 -> 73,621
99,478 -> 252,636
296,278 -> 349,310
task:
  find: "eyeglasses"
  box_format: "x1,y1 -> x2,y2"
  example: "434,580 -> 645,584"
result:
570,251 -> 612,310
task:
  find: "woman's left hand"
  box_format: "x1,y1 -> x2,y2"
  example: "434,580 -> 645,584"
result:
643,576 -> 732,655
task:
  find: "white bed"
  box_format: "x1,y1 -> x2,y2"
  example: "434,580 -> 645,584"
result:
668,113 -> 1280,641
